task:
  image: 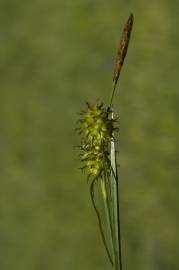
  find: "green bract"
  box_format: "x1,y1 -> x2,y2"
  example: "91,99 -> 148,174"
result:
79,103 -> 115,179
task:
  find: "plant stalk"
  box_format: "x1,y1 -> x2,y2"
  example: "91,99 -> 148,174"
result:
110,109 -> 122,270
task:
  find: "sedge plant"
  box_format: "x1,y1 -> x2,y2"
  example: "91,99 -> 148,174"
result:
78,13 -> 134,270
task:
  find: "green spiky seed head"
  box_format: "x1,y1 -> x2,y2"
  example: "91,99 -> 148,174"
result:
79,103 -> 115,179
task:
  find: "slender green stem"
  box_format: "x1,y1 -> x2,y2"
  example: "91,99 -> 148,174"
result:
115,168 -> 122,270
110,110 -> 122,270
109,81 -> 117,108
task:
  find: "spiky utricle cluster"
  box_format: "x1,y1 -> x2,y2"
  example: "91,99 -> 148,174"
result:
79,103 -> 115,179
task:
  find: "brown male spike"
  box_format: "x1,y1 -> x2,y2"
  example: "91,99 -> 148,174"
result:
113,13 -> 134,84
110,13 -> 134,107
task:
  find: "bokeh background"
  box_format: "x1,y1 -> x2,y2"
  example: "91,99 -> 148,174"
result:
0,0 -> 179,269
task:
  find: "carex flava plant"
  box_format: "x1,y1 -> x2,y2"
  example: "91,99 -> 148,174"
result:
77,14 -> 134,270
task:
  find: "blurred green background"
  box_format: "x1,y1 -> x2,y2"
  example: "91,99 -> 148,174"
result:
0,0 -> 179,269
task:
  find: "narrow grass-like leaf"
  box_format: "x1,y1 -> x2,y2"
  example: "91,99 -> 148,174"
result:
90,179 -> 113,266
100,176 -> 115,264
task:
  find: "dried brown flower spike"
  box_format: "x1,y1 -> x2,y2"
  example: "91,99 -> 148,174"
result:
110,13 -> 134,106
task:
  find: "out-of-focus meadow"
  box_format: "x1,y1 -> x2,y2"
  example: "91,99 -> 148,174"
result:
0,0 -> 179,269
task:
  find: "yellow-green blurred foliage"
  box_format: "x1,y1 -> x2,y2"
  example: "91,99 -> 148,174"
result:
0,1 -> 178,269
